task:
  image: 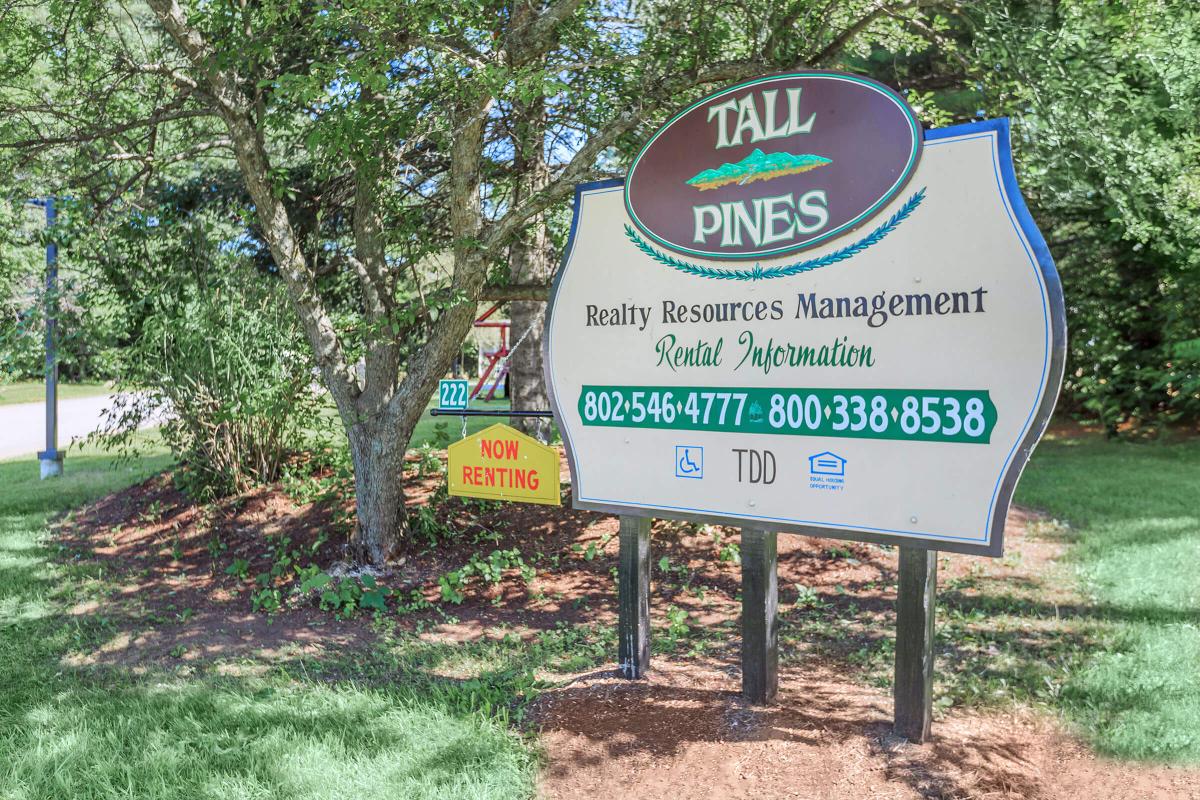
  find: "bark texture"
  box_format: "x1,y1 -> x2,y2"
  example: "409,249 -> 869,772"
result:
346,419 -> 407,565
130,0 -> 904,564
506,0 -> 554,440
507,96 -> 553,438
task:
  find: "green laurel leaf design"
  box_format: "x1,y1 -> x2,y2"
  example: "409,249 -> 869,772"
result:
624,188 -> 926,281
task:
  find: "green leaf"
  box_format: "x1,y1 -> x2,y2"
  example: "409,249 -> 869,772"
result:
300,572 -> 332,593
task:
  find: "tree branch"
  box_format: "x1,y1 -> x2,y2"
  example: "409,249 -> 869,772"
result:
482,58 -> 767,253
482,283 -> 550,301
0,104 -> 210,150
353,156 -> 403,406
144,0 -> 359,403
383,93 -> 495,421
507,0 -> 587,64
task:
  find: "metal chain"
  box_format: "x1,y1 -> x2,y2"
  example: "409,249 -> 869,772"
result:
457,311 -> 540,441
501,306 -> 544,368
449,309 -> 551,441
501,307 -> 549,441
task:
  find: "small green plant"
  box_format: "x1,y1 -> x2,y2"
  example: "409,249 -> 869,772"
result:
431,421 -> 452,448
416,443 -> 443,477
299,569 -> 332,594
712,530 -> 741,564
413,504 -> 454,546
320,579 -> 363,617
472,529 -> 501,545
582,532 -> 612,561
792,583 -> 827,610
469,549 -> 519,584
302,572 -> 390,618
358,573 -> 392,612
242,536 -> 309,614
252,584 -> 283,612
141,500 -> 165,524
206,534 -> 226,570
461,495 -> 503,513
439,570 -> 467,604
662,604 -> 691,648
307,531 -> 329,556
395,589 -> 433,616
225,557 -> 250,580
438,549 -> 535,605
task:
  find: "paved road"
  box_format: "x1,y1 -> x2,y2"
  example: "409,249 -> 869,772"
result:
0,394 -> 136,460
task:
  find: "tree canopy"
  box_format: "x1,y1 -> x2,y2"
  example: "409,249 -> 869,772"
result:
1,0 -> 1197,560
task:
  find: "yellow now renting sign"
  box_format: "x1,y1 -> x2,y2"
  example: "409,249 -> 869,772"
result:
447,423 -> 561,506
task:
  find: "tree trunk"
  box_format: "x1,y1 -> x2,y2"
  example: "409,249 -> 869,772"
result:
508,298 -> 550,438
508,56 -> 553,441
346,418 -> 407,565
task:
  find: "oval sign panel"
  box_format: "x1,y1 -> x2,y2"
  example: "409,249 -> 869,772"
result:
625,72 -> 922,261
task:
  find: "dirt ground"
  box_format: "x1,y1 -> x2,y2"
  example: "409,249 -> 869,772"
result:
51,460 -> 1200,800
533,661 -> 1200,800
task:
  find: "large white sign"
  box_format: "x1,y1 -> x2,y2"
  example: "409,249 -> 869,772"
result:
545,118 -> 1064,556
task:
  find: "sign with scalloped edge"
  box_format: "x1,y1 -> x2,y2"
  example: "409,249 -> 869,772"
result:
545,105 -> 1065,556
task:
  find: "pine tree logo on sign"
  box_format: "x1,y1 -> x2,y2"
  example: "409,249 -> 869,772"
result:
624,73 -> 923,262
546,70 -> 1066,556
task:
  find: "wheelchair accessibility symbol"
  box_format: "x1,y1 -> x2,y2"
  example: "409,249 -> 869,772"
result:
675,446 -> 704,479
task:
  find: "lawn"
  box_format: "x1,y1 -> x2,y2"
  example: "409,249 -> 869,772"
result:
307,393 -> 532,452
4,423 -> 1200,799
0,380 -> 112,406
1015,432 -> 1200,761
0,439 -> 538,800
409,396 -> 519,448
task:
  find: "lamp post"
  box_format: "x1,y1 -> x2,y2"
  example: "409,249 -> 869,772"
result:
28,197 -> 62,479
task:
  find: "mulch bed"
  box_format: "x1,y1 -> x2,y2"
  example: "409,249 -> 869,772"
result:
51,450 -> 912,666
49,451 -> 1200,798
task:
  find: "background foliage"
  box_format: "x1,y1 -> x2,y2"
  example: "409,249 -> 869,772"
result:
972,1 -> 1200,431
0,0 -> 1196,507
92,197 -> 318,498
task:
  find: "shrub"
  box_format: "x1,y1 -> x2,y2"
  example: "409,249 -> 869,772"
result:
100,263 -> 317,499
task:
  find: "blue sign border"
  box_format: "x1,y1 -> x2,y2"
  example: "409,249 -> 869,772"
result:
545,118 -> 1067,558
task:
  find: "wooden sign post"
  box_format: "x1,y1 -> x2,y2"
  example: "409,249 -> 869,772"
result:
894,547 -> 938,741
618,515 -> 652,679
544,72 -> 1065,739
741,528 -> 779,704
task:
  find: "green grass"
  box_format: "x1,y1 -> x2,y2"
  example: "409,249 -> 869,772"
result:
17,407 -> 1200,785
1014,434 -> 1200,761
0,438 -> 540,800
409,396 -> 516,449
307,392 -> 526,452
763,431 -> 1200,764
0,380 -> 112,406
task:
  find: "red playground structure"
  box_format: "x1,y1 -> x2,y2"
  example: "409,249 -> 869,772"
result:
471,304 -> 510,401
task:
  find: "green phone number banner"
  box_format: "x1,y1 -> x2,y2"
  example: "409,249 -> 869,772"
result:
578,385 -> 996,444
